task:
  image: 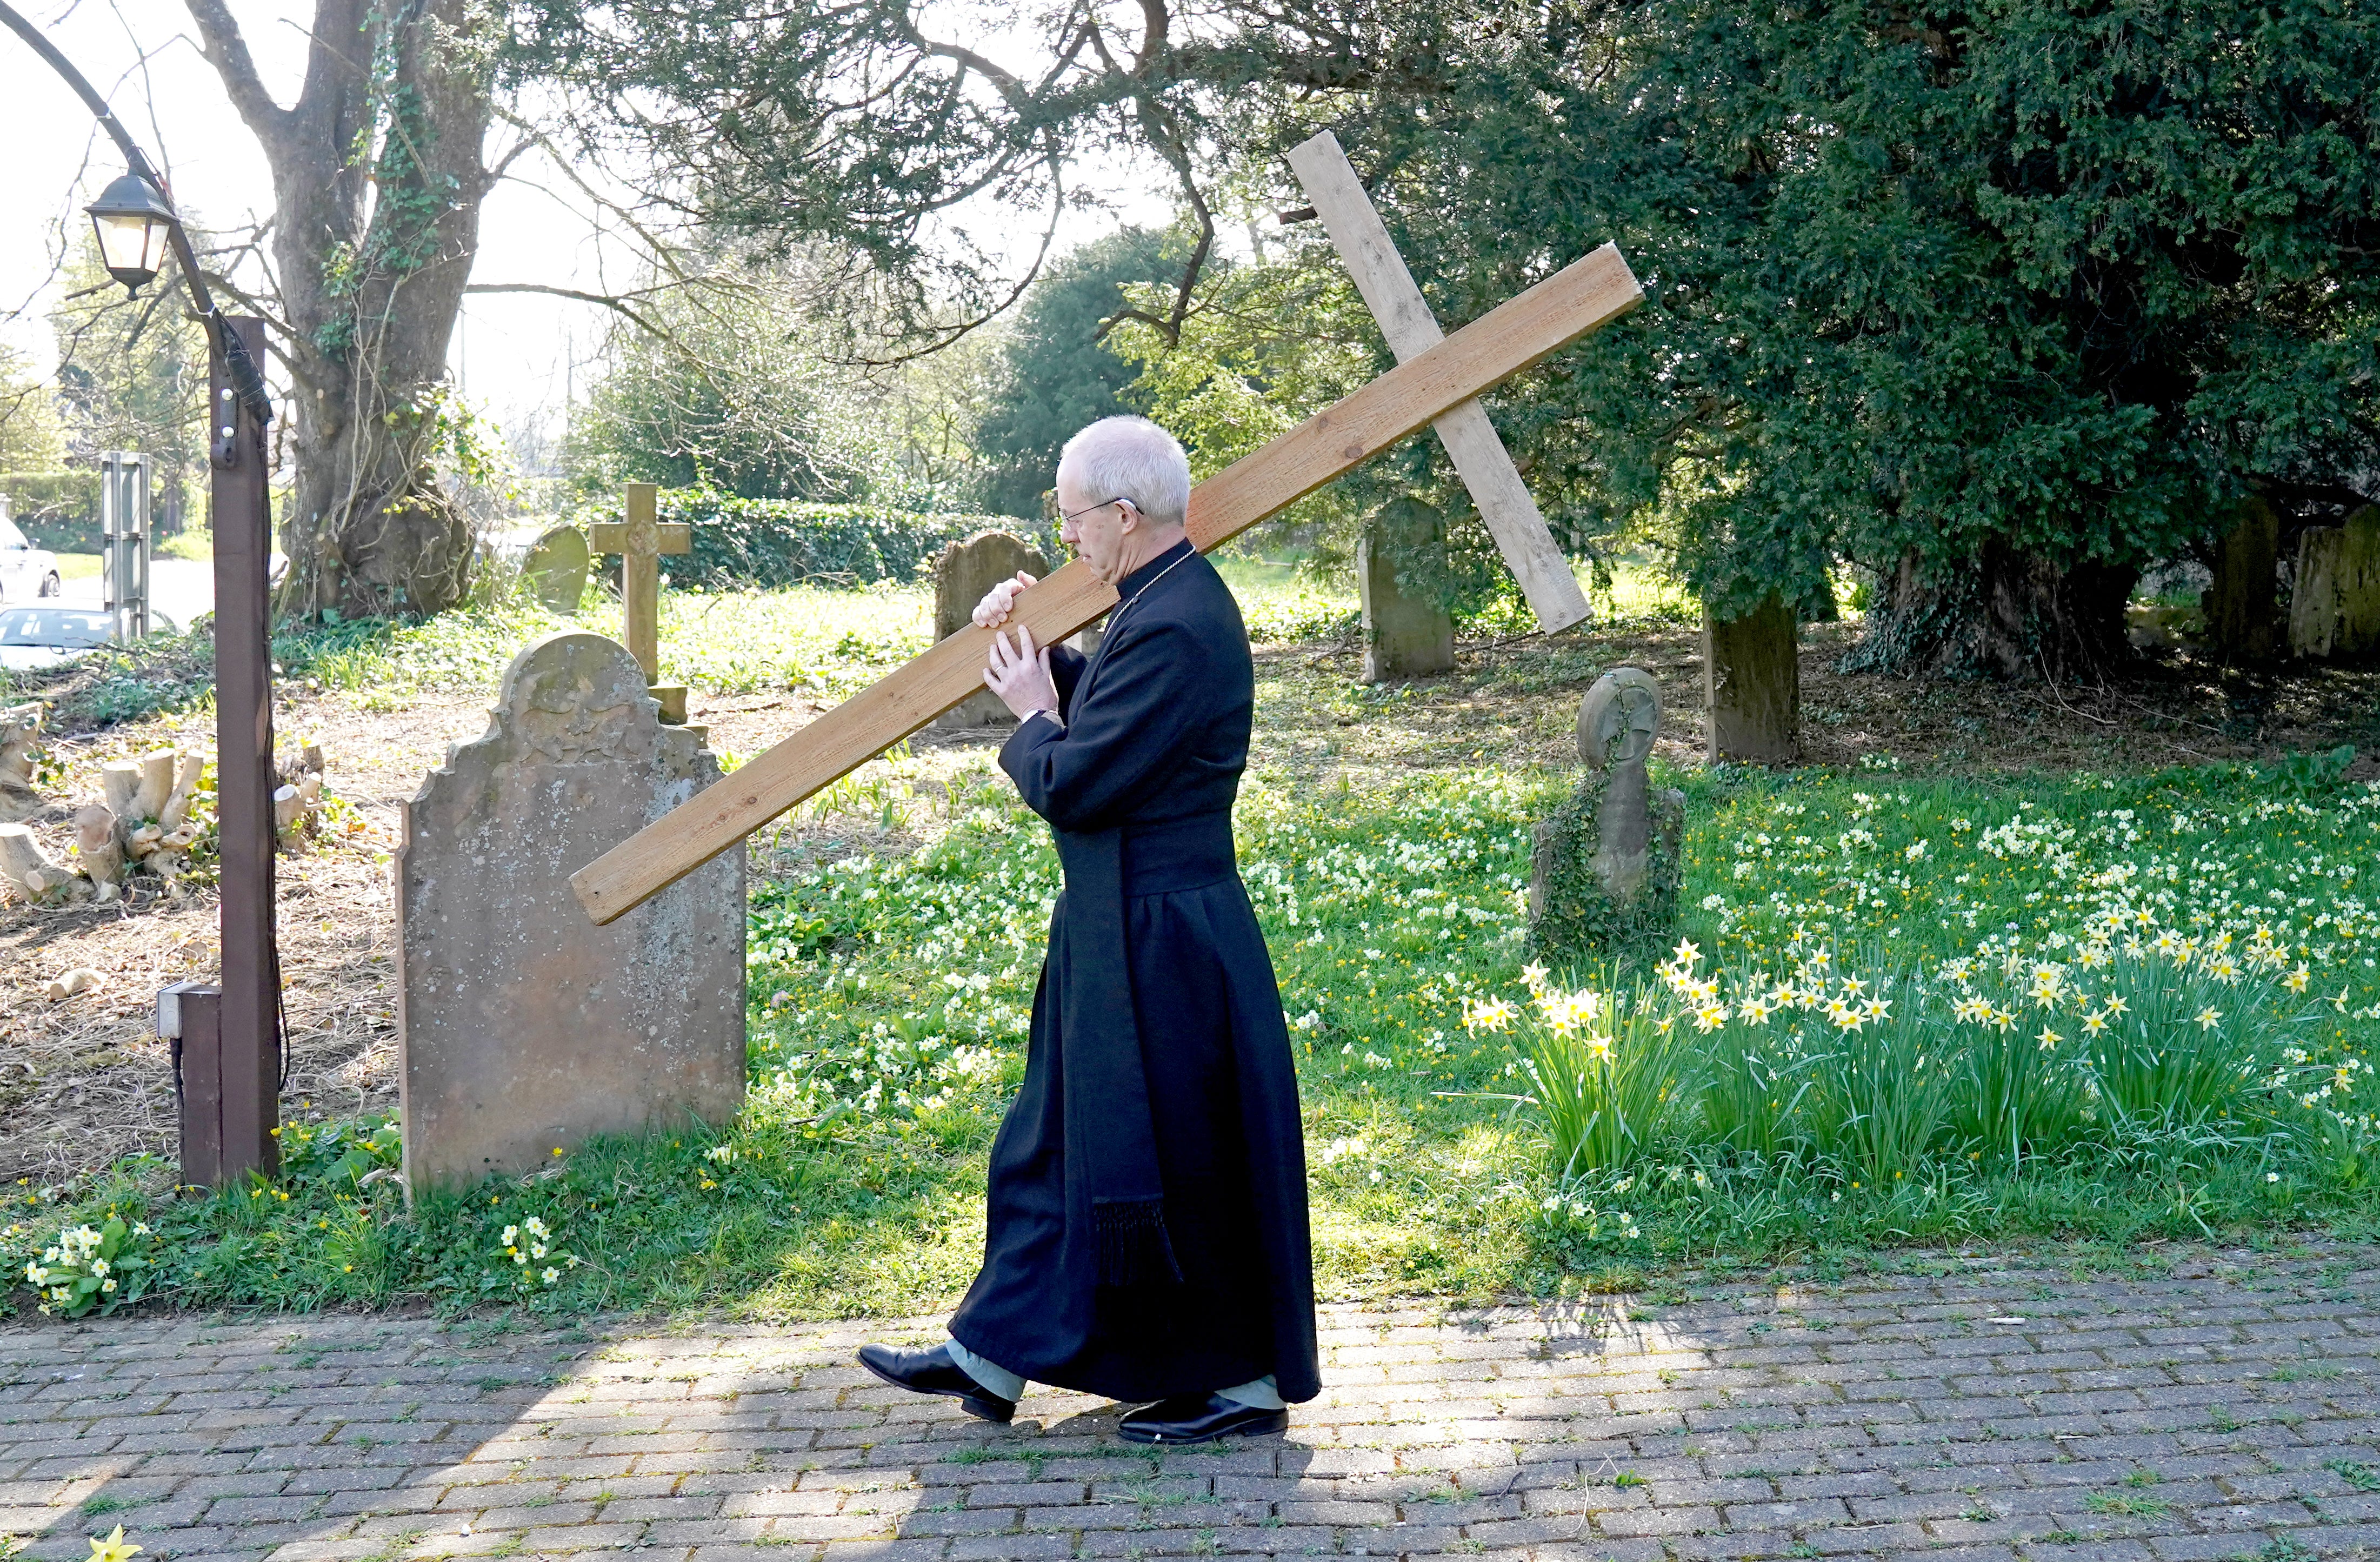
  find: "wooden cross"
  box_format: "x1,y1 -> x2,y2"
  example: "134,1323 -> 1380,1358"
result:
1285,132 -> 1590,635
572,243 -> 1642,924
589,482 -> 691,684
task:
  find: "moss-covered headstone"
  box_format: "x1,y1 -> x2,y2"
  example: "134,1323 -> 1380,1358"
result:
1529,667 -> 1685,963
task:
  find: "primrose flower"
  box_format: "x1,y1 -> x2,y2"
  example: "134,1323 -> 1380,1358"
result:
501,1225 -> 519,1246
542,1267 -> 561,1285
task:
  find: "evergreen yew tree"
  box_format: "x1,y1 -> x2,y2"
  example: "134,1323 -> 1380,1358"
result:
505,0 -> 2378,676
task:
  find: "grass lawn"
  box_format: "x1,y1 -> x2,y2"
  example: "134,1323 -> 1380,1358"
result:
5,566 -> 2379,1324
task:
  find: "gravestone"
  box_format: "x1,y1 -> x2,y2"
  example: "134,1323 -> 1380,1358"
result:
2203,496 -> 2282,659
521,524 -> 591,614
2289,505 -> 2380,661
397,632 -> 744,1192
1703,593 -> 1799,765
1358,497 -> 1457,683
934,530 -> 1050,729
1529,667 -> 1685,964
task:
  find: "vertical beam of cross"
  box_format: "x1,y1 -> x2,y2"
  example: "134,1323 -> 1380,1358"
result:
1286,131 -> 1592,635
589,482 -> 692,682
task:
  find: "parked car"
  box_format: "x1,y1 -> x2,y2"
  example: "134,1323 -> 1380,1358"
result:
0,606 -> 176,670
0,517 -> 59,602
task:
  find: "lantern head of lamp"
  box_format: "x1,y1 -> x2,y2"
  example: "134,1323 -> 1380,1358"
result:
84,171 -> 177,295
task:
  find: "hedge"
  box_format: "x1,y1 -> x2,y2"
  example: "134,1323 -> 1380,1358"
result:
573,487 -> 1054,590
0,471 -> 102,552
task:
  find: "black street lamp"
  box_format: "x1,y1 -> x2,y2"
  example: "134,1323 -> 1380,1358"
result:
85,171 -> 179,294
2,0 -> 284,1187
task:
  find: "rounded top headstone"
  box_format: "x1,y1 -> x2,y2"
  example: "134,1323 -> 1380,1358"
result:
520,524 -> 591,614
1578,667 -> 1662,770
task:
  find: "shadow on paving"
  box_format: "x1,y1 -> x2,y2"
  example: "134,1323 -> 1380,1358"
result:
8,1252 -> 2380,1561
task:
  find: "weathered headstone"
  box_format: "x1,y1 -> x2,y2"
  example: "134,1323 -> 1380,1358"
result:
397,632 -> 744,1192
1358,497 -> 1456,683
2289,505 -> 2380,661
2202,496 -> 2282,659
934,530 -> 1050,729
521,524 -> 591,614
1529,667 -> 1685,963
1703,592 -> 1799,765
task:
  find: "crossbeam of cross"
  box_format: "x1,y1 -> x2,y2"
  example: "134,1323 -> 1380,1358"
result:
571,243 -> 1643,924
1285,133 -> 1591,634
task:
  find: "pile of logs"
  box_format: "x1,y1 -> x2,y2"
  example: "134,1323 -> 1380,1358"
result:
0,746 -> 209,905
275,742 -> 329,837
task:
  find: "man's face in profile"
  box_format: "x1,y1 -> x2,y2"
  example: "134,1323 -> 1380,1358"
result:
1056,462 -> 1139,586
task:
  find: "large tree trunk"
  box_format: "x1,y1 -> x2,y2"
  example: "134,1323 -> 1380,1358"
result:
1846,539 -> 2138,680
188,0 -> 489,619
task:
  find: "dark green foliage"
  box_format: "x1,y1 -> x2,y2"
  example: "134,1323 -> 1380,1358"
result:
1526,771 -> 1683,967
1322,0 -> 2380,670
974,230 -> 1177,519
575,486 -> 1039,590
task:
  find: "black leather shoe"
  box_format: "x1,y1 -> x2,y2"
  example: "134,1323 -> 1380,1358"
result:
856,1342 -> 1015,1425
1118,1392 -> 1288,1445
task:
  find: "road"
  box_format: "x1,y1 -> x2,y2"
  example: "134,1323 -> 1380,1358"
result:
52,558 -> 216,635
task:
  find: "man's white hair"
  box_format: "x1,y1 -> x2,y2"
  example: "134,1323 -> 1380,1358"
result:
1058,416 -> 1191,529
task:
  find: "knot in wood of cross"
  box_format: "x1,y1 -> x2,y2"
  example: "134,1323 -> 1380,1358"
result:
589,480 -> 692,697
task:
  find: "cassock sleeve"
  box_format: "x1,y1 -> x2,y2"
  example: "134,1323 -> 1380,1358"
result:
1001,620 -> 1206,833
1048,643 -> 1088,719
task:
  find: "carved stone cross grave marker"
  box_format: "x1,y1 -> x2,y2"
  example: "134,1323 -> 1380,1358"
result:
574,241 -> 1643,924
590,482 -> 692,719
1285,131 -> 1592,636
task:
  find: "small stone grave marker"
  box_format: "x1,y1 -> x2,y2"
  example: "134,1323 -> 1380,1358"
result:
397,631 -> 744,1191
521,524 -> 590,614
2289,504 -> 2380,661
1529,667 -> 1685,963
1358,497 -> 1456,683
934,530 -> 1050,729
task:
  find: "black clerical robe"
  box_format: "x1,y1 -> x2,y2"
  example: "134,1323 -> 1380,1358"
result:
948,539 -> 1321,1406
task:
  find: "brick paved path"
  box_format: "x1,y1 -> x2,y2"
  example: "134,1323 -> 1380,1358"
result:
10,1249 -> 2380,1562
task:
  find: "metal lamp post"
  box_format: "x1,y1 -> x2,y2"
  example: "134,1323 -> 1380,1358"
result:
2,1 -> 282,1185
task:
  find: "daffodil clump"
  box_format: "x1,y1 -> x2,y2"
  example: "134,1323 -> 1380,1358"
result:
19,1214 -> 156,1318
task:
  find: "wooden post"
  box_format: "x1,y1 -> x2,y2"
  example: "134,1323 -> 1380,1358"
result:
1703,592 -> 1800,766
162,982 -> 223,1188
1285,131 -> 1591,635
571,244 -> 1643,925
589,483 -> 692,682
205,316 -> 278,1183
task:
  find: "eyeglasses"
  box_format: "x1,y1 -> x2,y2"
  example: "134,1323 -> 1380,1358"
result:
1059,495 -> 1140,524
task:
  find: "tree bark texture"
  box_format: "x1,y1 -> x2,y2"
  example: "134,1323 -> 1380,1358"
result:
1702,592 -> 1798,766
1846,540 -> 2138,681
2201,497 -> 2283,661
186,0 -> 490,619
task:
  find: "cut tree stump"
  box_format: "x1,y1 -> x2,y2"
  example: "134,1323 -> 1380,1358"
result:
1704,592 -> 1800,766
0,703 -> 43,820
2203,497 -> 2282,660
0,823 -> 75,898
75,806 -> 123,890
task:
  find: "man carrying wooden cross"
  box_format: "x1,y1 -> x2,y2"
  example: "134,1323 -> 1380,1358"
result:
857,416 -> 1317,1444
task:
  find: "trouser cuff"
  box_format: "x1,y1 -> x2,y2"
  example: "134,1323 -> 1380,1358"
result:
944,1337 -> 1025,1403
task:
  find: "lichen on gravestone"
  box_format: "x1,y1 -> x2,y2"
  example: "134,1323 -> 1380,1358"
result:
396,630 -> 745,1193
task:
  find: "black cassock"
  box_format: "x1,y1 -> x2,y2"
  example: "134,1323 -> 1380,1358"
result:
948,539 -> 1320,1405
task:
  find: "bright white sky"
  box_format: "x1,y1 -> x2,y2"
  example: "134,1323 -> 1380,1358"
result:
0,0 -> 1181,450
